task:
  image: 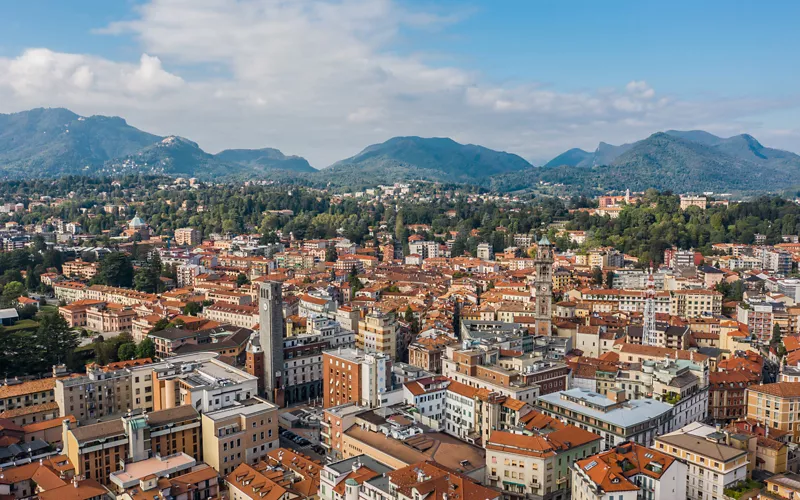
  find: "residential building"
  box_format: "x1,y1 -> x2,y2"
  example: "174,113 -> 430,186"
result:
486,427 -> 602,500
572,442 -> 686,500
746,382 -> 800,444
654,422 -> 749,500
357,310 -> 397,360
536,388 -> 673,450
322,348 -> 392,408
669,289 -> 722,318
61,405 -> 202,485
201,397 -> 279,476
174,227 -> 201,247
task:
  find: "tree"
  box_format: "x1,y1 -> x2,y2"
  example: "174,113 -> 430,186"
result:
34,312 -> 78,369
134,252 -> 163,293
348,266 -> 363,300
2,281 -> 25,306
605,270 -> 615,289
25,266 -> 40,291
136,338 -> 156,359
118,342 -> 137,361
151,318 -> 170,332
17,304 -> 38,320
591,267 -> 604,286
236,273 -> 250,287
94,252 -> 134,287
771,323 -> 783,346
325,246 -> 338,263
182,301 -> 203,316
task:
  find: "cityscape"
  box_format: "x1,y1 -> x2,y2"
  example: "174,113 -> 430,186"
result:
2,2 -> 800,500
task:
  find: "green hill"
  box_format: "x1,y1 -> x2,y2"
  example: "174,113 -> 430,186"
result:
319,136 -> 533,186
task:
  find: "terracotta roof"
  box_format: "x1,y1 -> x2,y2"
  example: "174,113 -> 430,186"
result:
387,460 -> 498,500
575,442 -> 674,493
748,382 -> 800,398
0,378 -> 56,399
487,427 -> 601,458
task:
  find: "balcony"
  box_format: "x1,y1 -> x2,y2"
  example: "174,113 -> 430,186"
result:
557,476 -> 568,485
487,474 -> 499,481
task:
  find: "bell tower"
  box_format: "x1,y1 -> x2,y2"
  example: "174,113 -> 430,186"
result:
534,236 -> 554,336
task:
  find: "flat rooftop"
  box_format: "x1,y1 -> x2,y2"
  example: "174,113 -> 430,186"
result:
203,398 -> 277,421
109,452 -> 196,488
537,388 -> 672,428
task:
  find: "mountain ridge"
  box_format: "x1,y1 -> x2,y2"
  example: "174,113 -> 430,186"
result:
0,108 -> 315,179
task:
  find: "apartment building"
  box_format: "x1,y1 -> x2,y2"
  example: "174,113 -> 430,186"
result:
407,334 -> 451,373
282,315 -> 355,405
201,397 -> 279,476
0,377 -> 57,414
174,227 -> 201,247
669,289 -> 722,318
357,310 -> 397,360
572,442 -> 686,500
56,363 -> 135,423
709,371 -> 758,423
320,403 -> 364,461
202,303 -> 258,328
322,348 -> 392,409
61,405 -> 202,485
62,260 -> 98,280
443,346 -> 569,404
486,427 -> 602,500
536,388 -> 673,450
654,422 -> 749,500
115,463 -> 218,500
151,355 -> 259,413
746,382 -> 800,444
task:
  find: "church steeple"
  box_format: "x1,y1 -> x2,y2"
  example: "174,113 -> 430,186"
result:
533,236 -> 554,336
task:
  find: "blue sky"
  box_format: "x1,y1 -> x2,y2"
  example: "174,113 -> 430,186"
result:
0,0 -> 798,166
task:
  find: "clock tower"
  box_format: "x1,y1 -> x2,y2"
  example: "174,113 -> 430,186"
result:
533,236 -> 554,336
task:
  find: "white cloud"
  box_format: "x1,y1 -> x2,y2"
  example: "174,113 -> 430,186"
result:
0,0 -> 797,167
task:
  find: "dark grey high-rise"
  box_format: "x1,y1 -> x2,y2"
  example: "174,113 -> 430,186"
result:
259,281 -> 285,402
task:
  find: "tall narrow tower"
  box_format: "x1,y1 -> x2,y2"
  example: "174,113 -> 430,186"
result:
642,267 -> 657,346
534,236 -> 554,336
245,332 -> 265,395
259,281 -> 285,404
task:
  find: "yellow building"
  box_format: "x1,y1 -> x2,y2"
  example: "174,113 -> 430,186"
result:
746,382 -> 800,444
357,310 -> 397,360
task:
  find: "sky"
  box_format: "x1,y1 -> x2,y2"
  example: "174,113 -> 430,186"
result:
1,0 -> 799,167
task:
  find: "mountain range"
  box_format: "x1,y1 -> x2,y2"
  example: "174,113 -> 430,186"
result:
535,130 -> 800,192
0,108 -> 316,179
1,107 -> 799,193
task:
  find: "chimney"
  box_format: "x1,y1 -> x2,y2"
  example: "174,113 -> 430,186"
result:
73,477 -> 79,489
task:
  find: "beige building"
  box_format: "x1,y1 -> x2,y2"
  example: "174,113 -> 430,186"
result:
654,422 -> 749,500
174,227 -> 201,247
747,382 -> 800,443
357,310 -> 397,360
56,363 -> 135,423
486,427 -> 602,500
201,397 -> 280,476
0,377 -> 57,414
670,289 -> 722,318
680,195 -> 708,210
86,303 -> 137,332
61,405 -> 202,486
